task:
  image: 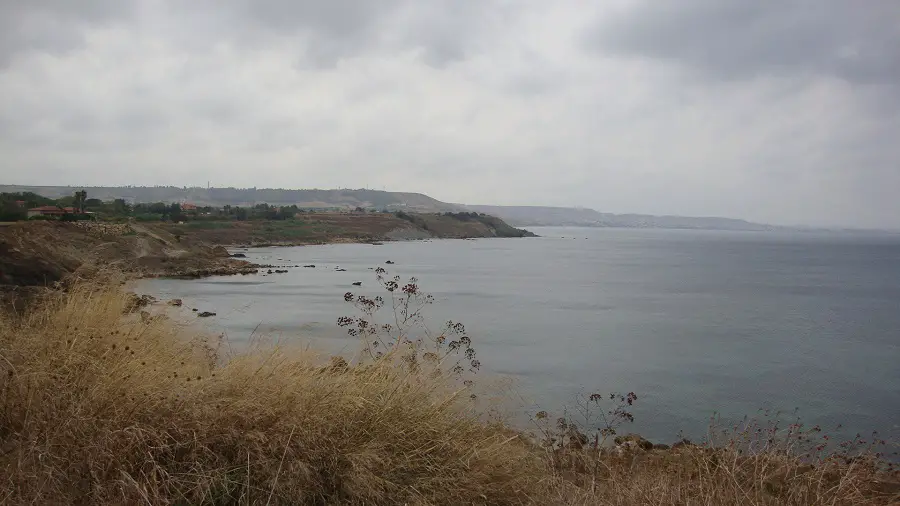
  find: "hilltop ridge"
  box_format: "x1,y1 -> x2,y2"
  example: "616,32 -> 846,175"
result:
0,185 -> 462,213
3,185 -> 862,232
464,205 -> 783,231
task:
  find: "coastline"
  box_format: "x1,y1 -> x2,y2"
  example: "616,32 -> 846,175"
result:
0,213 -> 534,293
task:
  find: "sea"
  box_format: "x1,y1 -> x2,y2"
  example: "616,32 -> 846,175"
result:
140,227 -> 900,445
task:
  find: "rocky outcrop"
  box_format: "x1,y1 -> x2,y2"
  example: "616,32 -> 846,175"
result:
124,293 -> 156,313
72,221 -> 134,237
210,245 -> 230,258
0,222 -> 261,291
613,433 -> 655,452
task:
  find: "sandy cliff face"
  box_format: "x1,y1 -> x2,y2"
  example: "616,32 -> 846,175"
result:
0,222 -> 255,288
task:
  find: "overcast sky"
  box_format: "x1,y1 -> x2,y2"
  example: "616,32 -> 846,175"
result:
1,0 -> 898,228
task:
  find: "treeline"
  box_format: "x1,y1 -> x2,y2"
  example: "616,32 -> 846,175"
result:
0,191 -> 367,223
0,192 -> 58,221
128,203 -> 306,222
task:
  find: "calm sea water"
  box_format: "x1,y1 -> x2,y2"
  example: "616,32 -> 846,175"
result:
140,227 -> 900,444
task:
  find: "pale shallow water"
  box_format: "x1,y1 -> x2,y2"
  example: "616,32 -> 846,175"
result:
140,227 -> 900,444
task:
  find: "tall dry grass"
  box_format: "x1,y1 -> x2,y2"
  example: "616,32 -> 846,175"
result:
0,280 -> 549,504
1,279 -> 897,505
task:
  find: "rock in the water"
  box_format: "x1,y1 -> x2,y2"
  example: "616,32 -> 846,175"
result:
267,269 -> 273,274
385,260 -> 395,264
303,265 -> 316,268
230,253 -> 247,258
197,311 -> 216,318
167,298 -> 183,307
352,281 -> 362,286
335,268 -> 347,272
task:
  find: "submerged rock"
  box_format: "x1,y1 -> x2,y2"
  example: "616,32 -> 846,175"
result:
197,311 -> 216,318
352,281 -> 362,286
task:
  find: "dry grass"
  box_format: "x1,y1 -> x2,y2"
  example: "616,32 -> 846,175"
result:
1,280 -> 897,505
550,445 -> 899,505
0,280 -> 548,505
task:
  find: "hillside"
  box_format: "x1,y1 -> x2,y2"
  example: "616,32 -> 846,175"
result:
154,212 -> 534,246
4,184 -> 795,231
0,221 -> 256,288
0,212 -> 533,293
0,185 -> 462,213
465,205 -> 781,231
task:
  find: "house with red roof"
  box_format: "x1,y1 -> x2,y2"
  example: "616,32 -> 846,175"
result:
27,206 -> 76,219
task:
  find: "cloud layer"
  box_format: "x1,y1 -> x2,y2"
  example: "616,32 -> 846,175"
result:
1,0 -> 898,228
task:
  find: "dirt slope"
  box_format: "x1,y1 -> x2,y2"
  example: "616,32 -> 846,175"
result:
0,221 -> 254,288
153,212 -> 534,246
0,213 -> 533,291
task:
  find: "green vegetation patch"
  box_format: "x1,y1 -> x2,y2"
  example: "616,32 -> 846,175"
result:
186,221 -> 235,230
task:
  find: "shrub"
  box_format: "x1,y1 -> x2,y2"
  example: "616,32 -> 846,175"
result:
339,267 -> 479,377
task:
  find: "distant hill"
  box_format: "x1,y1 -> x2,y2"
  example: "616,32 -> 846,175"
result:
464,205 -> 782,232
0,185 -> 463,213
0,185 -> 811,231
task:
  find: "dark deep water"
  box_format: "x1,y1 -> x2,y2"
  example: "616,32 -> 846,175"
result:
141,227 -> 900,444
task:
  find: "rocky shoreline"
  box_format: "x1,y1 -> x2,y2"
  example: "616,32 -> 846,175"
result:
0,217 -> 538,310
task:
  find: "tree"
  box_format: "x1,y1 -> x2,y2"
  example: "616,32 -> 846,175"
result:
73,190 -> 88,213
112,198 -> 130,216
168,202 -> 185,222
148,202 -> 168,215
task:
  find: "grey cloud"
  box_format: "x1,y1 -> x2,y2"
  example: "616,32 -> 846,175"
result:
588,0 -> 900,85
1,0 -> 899,228
172,0 -> 488,67
0,0 -> 132,64
206,0 -> 405,66
1,0 -> 500,68
229,0 -> 395,36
